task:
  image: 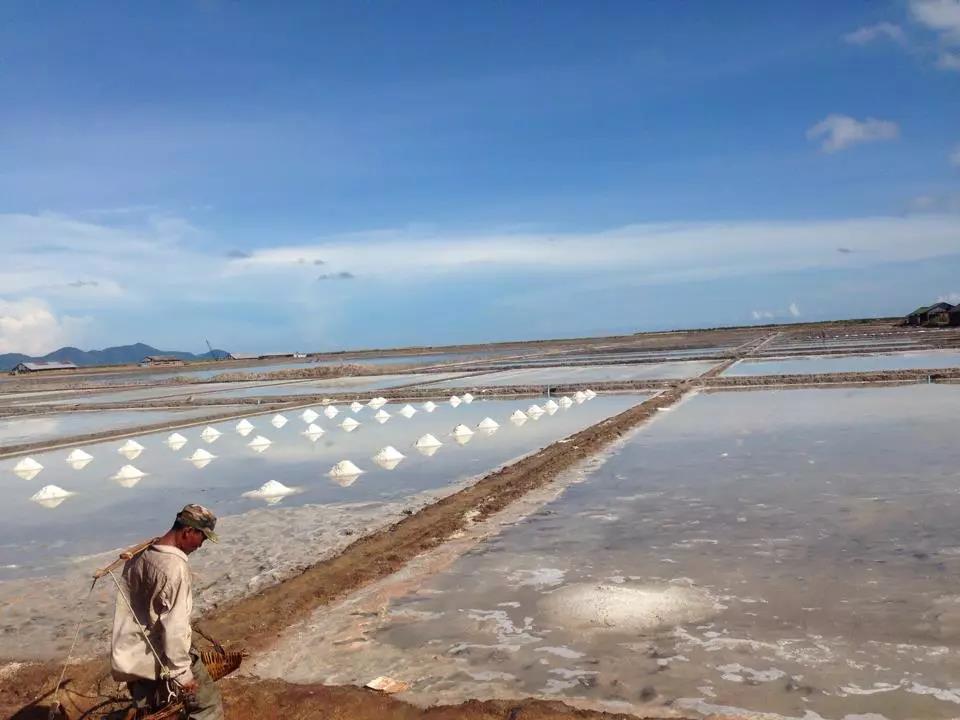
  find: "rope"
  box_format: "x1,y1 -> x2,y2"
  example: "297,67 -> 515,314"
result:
49,580 -> 96,720
106,568 -> 173,680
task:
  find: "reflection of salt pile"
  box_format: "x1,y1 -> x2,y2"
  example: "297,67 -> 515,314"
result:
186,448 -> 216,469
527,404 -> 545,418
509,410 -> 528,426
270,414 -> 288,428
372,446 -> 405,470
367,397 -> 387,409
13,457 -> 44,481
558,396 -> 573,408
350,401 -> 364,413
117,439 -> 144,460
374,409 -> 391,424
165,433 -> 188,450
242,480 -> 299,504
462,393 -> 474,404
399,404 -> 417,418
112,464 -> 147,488
323,405 -> 339,419
540,583 -> 717,633
422,401 -> 437,413
451,424 -> 474,444
584,389 -> 597,400
574,391 -> 587,404
449,395 -> 461,407
31,484 -> 75,508
302,423 -> 325,441
340,417 -> 360,432
300,409 -> 319,423
200,426 -> 221,443
247,435 -> 272,453
328,460 -> 364,486
236,419 -> 255,436
65,449 -> 94,470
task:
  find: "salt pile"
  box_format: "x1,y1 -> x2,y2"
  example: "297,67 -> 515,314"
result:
270,414 -> 288,428
526,404 -> 545,418
200,426 -> 222,443
422,401 -> 437,413
300,409 -> 320,423
449,395 -> 461,407
323,405 -> 339,419
165,433 -> 188,450
399,404 -> 417,418
247,435 -> 272,453
112,464 -> 147,488
462,393 -> 474,404
65,449 -> 93,470
372,446 -> 405,470
236,419 -> 255,436
558,396 -> 574,408
543,399 -> 560,412
416,444 -> 440,457
340,417 -> 360,432
242,480 -> 299,504
13,456 -> 44,481
539,583 -> 717,633
584,389 -> 597,399
302,423 -> 325,440
477,417 -> 500,430
451,424 -> 474,438
31,485 -> 74,508
509,410 -> 528,426
328,460 -> 364,485
367,397 -> 387,409
574,391 -> 587,404
186,448 -> 216,469
117,439 -> 145,460
350,401 -> 364,413
415,433 -> 443,448
374,409 -> 391,424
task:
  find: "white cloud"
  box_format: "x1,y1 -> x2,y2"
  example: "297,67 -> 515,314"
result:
750,303 -> 801,322
937,50 -> 960,68
0,298 -> 89,355
844,22 -> 905,45
751,310 -> 775,320
789,302 -> 802,318
910,0 -> 960,43
951,144 -> 960,166
937,292 -> 960,304
806,114 -> 900,153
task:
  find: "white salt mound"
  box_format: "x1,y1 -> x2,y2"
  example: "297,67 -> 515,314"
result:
415,433 -> 442,448
302,423 -> 325,437
574,391 -> 587,404
374,409 -> 391,423
350,401 -> 364,413
166,432 -> 188,445
451,424 -> 474,438
340,417 -> 360,431
527,404 -> 545,417
113,464 -> 146,481
236,419 -> 255,432
477,417 -> 500,430
422,401 -> 437,412
65,449 -> 93,463
200,426 -> 221,439
399,404 -> 417,418
368,397 -> 387,409
323,405 -> 339,419
270,414 -> 288,428
188,449 -> 215,461
243,480 -> 298,499
373,446 -> 406,462
462,393 -> 474,404
329,460 -> 364,477
14,457 -> 43,474
449,395 -> 462,407
509,409 -> 528,421
31,485 -> 73,501
300,409 -> 320,423
559,396 -> 573,408
416,444 -> 440,457
539,583 -> 717,633
543,399 -> 560,412
584,389 -> 597,399
248,435 -> 272,448
118,439 -> 145,453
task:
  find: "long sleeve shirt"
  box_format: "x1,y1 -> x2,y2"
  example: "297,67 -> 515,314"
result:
111,544 -> 194,685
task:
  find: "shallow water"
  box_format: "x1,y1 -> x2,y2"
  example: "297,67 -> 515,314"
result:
0,394 -> 645,579
724,350 -> 960,376
0,408 -> 237,449
257,385 -> 960,719
426,361 -> 720,388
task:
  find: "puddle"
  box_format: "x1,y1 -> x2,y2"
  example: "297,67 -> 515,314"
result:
254,385 -> 960,719
724,350 -> 960,376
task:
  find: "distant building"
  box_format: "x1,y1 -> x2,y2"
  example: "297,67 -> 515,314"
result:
226,351 -> 299,360
140,355 -> 185,367
906,306 -> 930,326
11,361 -> 79,375
928,304 -> 960,327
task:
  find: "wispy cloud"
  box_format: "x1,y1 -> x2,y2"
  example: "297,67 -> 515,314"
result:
806,114 -> 900,153
937,50 -> 960,69
751,302 -> 801,322
316,271 -> 356,281
951,144 -> 960,166
844,22 -> 905,45
910,0 -> 960,43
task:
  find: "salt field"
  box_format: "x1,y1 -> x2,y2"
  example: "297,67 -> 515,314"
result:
426,361 -> 720,388
254,384 -> 960,719
724,350 -> 960,376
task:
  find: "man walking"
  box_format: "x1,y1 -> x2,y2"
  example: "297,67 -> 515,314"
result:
111,504 -> 224,719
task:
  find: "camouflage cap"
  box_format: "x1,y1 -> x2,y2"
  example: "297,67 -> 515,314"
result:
176,504 -> 218,542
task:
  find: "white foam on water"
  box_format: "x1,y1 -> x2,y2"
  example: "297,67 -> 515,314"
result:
350,401 -> 364,413
30,485 -> 74,508
340,417 -> 360,432
477,417 -> 500,430
399,404 -> 417,418
449,395 -> 462,407
374,409 -> 391,424
329,459 -> 364,478
323,405 -> 339,419
242,480 -> 300,503
451,423 -> 474,438
270,414 -> 288,428
462,392 -> 474,404
302,423 -> 325,440
300,409 -> 319,423
415,433 -> 442,448
422,401 -> 437,412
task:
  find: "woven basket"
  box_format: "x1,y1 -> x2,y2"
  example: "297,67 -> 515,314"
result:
136,649 -> 245,720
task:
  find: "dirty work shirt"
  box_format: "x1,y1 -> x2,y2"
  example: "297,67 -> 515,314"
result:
111,544 -> 194,686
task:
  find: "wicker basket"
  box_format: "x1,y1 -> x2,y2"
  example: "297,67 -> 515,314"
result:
136,649 -> 245,720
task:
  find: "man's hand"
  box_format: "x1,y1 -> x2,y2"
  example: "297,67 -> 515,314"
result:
179,679 -> 199,705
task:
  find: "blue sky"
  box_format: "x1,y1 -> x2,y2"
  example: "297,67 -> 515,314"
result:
0,1 -> 958,354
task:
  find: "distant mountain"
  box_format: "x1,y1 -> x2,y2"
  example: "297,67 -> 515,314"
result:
0,342 -> 230,371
